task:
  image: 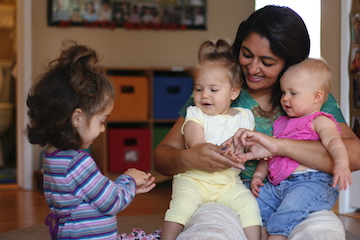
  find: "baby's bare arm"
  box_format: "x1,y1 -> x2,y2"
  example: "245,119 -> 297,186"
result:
313,116 -> 352,190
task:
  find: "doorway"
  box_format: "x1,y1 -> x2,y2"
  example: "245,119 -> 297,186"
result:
0,0 -> 16,184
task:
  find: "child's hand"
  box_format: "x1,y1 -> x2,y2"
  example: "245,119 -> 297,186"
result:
124,168 -> 156,194
136,175 -> 156,194
250,176 -> 264,197
232,129 -> 278,161
221,137 -> 245,161
333,163 -> 352,191
220,142 -> 246,169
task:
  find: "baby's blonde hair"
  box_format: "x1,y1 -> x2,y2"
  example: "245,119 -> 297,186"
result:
288,58 -> 332,101
193,39 -> 241,89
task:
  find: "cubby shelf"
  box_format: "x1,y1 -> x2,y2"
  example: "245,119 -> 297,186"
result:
91,67 -> 193,183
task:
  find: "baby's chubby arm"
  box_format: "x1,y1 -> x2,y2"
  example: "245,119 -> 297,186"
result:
313,116 -> 352,190
183,120 -> 206,148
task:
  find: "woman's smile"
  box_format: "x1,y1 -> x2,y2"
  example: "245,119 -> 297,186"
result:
239,32 -> 285,91
246,73 -> 263,83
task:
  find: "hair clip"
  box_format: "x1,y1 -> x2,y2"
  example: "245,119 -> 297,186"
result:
214,50 -> 218,53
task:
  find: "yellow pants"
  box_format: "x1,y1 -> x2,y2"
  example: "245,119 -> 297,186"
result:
165,169 -> 261,228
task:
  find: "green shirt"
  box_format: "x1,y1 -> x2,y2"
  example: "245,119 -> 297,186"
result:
178,90 -> 346,181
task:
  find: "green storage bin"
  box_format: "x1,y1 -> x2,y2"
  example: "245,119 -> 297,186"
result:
153,125 -> 172,150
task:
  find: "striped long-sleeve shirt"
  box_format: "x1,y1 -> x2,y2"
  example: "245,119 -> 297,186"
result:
43,149 -> 136,239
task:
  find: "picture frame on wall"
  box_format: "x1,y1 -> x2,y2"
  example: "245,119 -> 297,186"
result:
351,13 -> 360,47
350,47 -> 360,74
48,0 -> 207,30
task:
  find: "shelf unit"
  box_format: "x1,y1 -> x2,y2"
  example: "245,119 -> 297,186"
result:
91,67 -> 193,183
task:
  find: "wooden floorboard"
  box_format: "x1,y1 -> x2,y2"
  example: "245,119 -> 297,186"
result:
0,180 -> 171,234
0,180 -> 359,235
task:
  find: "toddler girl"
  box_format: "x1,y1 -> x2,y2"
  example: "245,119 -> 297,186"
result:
26,41 -> 155,240
161,39 -> 261,240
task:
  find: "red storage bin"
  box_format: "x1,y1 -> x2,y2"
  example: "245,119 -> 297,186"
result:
107,128 -> 151,173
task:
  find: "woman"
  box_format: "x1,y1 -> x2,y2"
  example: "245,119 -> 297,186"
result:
154,5 -> 360,239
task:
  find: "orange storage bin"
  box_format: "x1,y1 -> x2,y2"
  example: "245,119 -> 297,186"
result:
108,75 -> 149,121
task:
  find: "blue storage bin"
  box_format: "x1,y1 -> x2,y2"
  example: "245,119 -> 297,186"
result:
153,75 -> 193,119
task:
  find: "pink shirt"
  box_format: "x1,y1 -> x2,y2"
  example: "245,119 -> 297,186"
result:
267,111 -> 341,185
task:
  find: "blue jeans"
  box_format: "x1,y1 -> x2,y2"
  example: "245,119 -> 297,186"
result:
257,171 -> 339,237
242,179 -> 251,189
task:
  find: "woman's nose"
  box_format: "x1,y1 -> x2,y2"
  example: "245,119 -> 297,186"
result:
248,60 -> 261,74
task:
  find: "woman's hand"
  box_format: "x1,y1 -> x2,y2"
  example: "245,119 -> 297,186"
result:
154,117 -> 248,176
182,143 -> 247,172
220,141 -> 246,169
124,168 -> 156,194
231,128 -> 278,161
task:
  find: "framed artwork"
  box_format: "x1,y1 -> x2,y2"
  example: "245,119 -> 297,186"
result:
351,13 -> 360,47
48,0 -> 207,30
350,47 -> 360,75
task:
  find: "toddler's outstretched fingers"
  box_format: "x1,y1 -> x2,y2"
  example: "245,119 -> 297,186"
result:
136,183 -> 156,194
147,176 -> 155,184
145,172 -> 152,179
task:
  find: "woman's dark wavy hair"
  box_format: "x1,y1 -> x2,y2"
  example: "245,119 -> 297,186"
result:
194,39 -> 242,89
26,40 -> 115,150
232,5 -> 310,108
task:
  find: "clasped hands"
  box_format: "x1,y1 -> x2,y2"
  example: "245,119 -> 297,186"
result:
181,128 -> 279,173
221,128 -> 279,167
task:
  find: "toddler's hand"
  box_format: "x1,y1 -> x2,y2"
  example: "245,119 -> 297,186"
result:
250,176 -> 264,197
124,168 -> 156,194
220,142 -> 246,169
333,163 -> 352,191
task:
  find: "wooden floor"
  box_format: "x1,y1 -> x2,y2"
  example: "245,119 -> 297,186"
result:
0,180 -> 172,234
0,180 -> 359,235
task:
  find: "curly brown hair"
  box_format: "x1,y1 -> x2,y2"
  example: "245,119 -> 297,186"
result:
27,40 -> 115,150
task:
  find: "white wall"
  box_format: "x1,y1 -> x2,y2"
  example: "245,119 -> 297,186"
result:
32,1 -> 254,77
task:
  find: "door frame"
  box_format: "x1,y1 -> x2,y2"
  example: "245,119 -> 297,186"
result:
16,0 -> 33,190
339,0 -> 358,214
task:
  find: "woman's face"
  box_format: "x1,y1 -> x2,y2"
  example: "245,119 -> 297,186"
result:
239,32 -> 285,92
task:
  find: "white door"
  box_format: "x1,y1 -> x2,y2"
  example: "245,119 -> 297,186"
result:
350,171 -> 360,209
339,0 -> 360,214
